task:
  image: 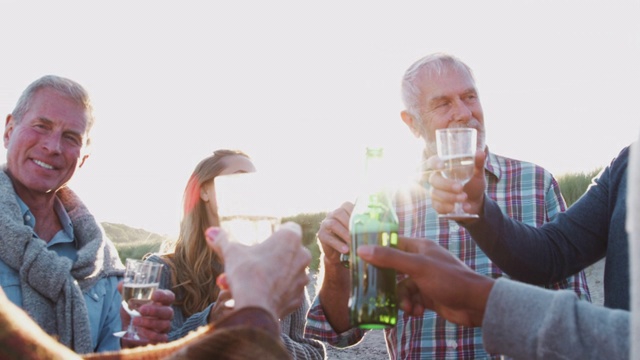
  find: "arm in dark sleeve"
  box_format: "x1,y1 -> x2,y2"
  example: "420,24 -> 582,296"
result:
465,173 -> 610,284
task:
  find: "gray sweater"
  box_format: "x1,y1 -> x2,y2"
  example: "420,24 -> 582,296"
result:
483,278 -> 629,359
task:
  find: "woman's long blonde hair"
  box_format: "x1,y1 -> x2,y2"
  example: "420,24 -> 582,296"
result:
162,149 -> 251,317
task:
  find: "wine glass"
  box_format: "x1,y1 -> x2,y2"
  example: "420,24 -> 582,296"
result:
121,258 -> 163,341
214,172 -> 282,308
214,172 -> 282,246
435,128 -> 479,220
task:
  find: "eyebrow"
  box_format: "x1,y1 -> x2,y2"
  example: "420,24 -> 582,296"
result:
36,117 -> 85,140
36,117 -> 53,124
428,88 -> 477,104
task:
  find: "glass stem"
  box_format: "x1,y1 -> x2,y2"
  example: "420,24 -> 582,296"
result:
127,317 -> 136,338
453,202 -> 464,214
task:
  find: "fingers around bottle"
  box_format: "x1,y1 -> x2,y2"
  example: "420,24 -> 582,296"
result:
357,244 -> 426,276
318,218 -> 350,254
335,202 -> 355,223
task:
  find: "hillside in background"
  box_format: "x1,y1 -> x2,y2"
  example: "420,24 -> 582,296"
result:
102,222 -> 171,244
102,222 -> 174,261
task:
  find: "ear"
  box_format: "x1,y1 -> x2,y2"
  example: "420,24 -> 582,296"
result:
200,187 -> 210,202
78,154 -> 90,168
4,114 -> 14,148
401,110 -> 421,138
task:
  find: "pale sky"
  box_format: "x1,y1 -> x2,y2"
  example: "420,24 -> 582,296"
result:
1,1 -> 639,236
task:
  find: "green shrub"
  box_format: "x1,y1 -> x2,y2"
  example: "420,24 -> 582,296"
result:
102,222 -> 172,262
115,239 -> 164,261
557,168 -> 603,207
283,212 -> 327,272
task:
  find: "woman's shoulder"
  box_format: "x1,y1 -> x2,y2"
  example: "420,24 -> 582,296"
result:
144,253 -> 173,267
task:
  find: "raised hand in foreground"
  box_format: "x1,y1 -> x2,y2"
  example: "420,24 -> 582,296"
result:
357,236 -> 494,327
205,222 -> 312,321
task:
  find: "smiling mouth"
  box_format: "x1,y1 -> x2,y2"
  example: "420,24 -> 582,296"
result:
33,159 -> 55,170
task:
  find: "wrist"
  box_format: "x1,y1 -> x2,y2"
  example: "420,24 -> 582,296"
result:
232,297 -> 279,320
215,307 -> 280,335
468,275 -> 494,326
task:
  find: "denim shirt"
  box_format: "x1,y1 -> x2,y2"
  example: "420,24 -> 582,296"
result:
0,196 -> 122,352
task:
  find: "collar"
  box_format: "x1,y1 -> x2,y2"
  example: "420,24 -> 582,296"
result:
484,148 -> 502,181
14,194 -> 75,245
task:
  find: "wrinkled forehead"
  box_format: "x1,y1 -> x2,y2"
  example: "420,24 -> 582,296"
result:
418,62 -> 474,84
414,65 -> 477,102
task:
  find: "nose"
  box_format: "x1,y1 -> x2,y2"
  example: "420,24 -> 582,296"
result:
41,134 -> 62,154
449,98 -> 472,124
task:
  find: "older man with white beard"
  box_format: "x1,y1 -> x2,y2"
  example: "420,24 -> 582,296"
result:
305,53 -> 591,359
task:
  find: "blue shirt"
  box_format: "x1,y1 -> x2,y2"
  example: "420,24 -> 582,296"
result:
0,196 -> 123,352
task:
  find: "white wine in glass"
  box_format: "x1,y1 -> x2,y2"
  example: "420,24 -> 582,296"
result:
436,128 -> 479,220
121,259 -> 163,341
440,154 -> 475,183
123,283 -> 158,313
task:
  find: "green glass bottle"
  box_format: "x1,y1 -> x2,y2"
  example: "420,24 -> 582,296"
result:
346,147 -> 398,329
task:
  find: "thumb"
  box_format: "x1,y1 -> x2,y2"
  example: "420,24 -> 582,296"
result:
357,245 -> 423,276
475,149 -> 485,168
206,227 -> 230,258
216,273 -> 230,291
471,149 -> 485,179
277,221 -> 303,239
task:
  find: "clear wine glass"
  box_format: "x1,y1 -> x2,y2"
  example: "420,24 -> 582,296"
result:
214,172 -> 282,308
435,128 -> 479,220
120,258 -> 163,341
214,172 -> 281,246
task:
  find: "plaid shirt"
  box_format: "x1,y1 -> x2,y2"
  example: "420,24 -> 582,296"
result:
305,150 -> 591,359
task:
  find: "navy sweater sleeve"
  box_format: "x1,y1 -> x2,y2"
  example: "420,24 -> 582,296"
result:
464,147 -> 629,285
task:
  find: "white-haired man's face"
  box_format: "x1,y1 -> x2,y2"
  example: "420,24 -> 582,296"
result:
401,66 -> 486,156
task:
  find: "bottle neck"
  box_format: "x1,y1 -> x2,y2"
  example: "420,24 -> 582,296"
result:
354,151 -> 395,217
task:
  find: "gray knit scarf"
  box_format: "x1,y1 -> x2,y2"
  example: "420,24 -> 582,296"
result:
0,169 -> 124,354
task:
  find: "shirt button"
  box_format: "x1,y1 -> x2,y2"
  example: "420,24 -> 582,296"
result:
450,223 -> 460,231
93,293 -> 99,300
25,215 -> 31,221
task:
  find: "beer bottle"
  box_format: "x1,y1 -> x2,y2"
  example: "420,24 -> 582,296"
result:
346,147 -> 398,329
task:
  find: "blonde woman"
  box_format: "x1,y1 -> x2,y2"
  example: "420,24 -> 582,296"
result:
146,150 -> 325,360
